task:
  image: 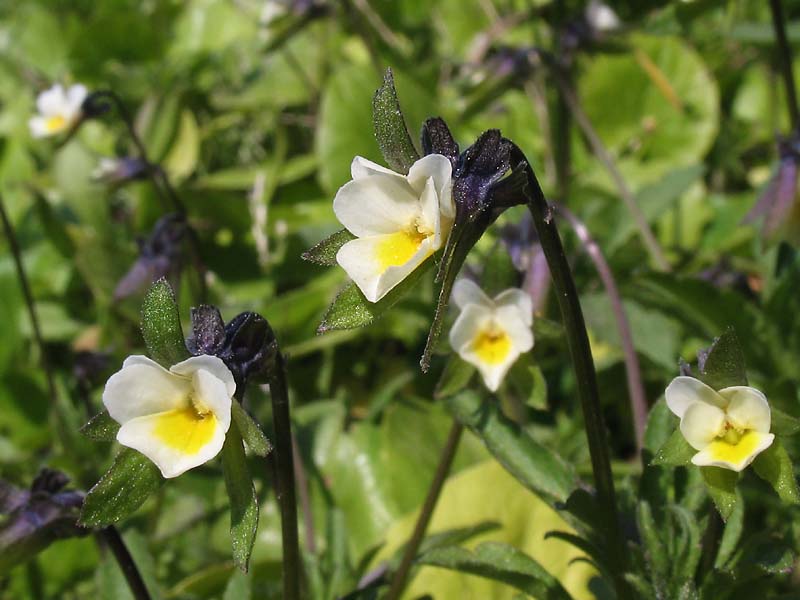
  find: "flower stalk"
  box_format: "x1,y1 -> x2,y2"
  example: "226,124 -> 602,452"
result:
769,0 -> 800,130
386,419 -> 464,600
98,527 -> 152,600
513,150 -> 632,600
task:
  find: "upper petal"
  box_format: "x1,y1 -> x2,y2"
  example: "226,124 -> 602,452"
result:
103,355 -> 190,424
351,156 -> 405,180
493,305 -> 534,354
36,85 -> 66,116
333,176 -> 420,238
494,288 -> 533,326
192,369 -> 233,431
665,376 -> 726,418
170,354 -> 236,398
451,279 -> 492,310
407,154 -> 452,199
66,84 -> 88,112
719,386 -> 771,433
680,401 -> 726,450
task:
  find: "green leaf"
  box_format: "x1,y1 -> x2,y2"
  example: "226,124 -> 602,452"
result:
301,228 -> 356,266
636,501 -> 669,581
221,420 -> 259,572
318,257 -> 435,332
231,403 -> 272,457
372,68 -> 420,174
140,278 -> 189,367
700,466 -> 739,521
650,429 -> 695,466
698,328 -> 748,390
715,489 -> 744,569
770,407 -> 800,436
79,410 -> 120,442
223,570 -> 252,600
417,542 -> 572,600
79,448 -> 162,527
752,439 -> 800,505
434,356 -> 475,399
446,391 -> 577,504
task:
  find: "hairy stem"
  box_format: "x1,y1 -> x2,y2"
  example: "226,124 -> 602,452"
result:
555,204 -> 648,454
769,0 -> 800,130
514,149 -> 631,600
98,527 -> 152,600
268,353 -> 302,600
386,420 -> 464,600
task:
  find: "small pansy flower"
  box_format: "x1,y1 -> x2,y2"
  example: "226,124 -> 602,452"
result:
103,355 -> 235,478
29,84 -> 88,138
333,154 -> 455,302
448,279 -> 534,392
665,376 -> 775,472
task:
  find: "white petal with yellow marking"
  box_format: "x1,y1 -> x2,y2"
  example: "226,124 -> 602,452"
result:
718,386 -> 771,432
333,176 -> 420,237
692,431 -> 775,471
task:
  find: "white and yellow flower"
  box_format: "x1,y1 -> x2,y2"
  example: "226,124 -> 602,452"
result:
665,376 -> 775,472
29,83 -> 88,138
103,355 -> 235,478
448,279 -> 534,392
334,154 -> 455,303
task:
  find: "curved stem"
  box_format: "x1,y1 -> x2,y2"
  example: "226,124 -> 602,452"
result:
268,353 -> 302,600
98,527 -> 152,600
555,204 -> 648,455
769,0 -> 800,130
513,149 -> 631,600
386,420 -> 464,600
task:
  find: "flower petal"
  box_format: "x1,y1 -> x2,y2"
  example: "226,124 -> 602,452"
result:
28,116 -> 52,138
103,355 -> 190,424
665,376 -> 725,418
333,176 -> 420,238
170,354 -> 236,398
350,156 -> 405,180
117,408 -> 226,478
691,431 -> 774,472
451,279 -> 492,310
493,305 -> 534,353
66,84 -> 88,112
407,154 -> 453,202
680,401 -> 726,450
448,303 -> 489,352
192,369 -> 233,431
494,288 -> 533,326
36,85 -> 66,116
718,386 -> 771,433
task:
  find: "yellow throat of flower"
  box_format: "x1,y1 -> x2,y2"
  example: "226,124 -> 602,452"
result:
376,227 -> 429,270
45,114 -> 68,133
472,326 -> 512,365
703,425 -> 761,465
153,399 -> 216,456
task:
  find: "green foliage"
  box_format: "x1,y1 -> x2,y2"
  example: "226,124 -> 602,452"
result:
230,403 -> 272,458
752,439 -> 800,505
651,429 -> 695,467
698,328 -> 748,390
221,420 -> 259,572
372,69 -> 420,173
140,279 -> 189,367
79,410 -> 120,442
701,467 -> 739,522
302,229 -> 356,266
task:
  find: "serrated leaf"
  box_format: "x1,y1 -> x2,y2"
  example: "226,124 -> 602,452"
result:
318,256 -> 436,332
446,391 -> 577,504
301,228 -> 356,266
231,403 -> 272,457
222,420 -> 259,572
700,466 -> 739,521
79,448 -> 162,527
417,542 -> 571,600
141,278 -> 189,367
80,410 -> 120,442
650,429 -> 695,466
434,356 -> 475,399
698,328 -> 748,390
752,439 -> 800,505
372,68 -> 420,173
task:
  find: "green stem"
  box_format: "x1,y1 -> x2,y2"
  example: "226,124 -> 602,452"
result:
268,353 -> 302,600
98,527 -> 152,600
769,0 -> 800,130
386,420 -> 464,600
514,150 -> 631,600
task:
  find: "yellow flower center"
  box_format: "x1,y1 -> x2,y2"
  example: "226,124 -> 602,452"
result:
704,426 -> 761,465
472,326 -> 512,365
376,227 -> 429,270
45,114 -> 67,133
153,401 -> 217,456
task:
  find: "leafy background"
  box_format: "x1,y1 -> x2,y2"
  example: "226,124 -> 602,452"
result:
2,0 -> 800,598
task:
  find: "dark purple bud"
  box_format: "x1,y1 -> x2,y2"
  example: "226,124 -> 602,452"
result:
421,117 -> 459,166
80,91 -> 112,120
187,305 -> 226,356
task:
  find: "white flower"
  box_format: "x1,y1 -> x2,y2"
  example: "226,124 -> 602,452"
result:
333,154 -> 455,303
103,355 -> 236,478
448,279 -> 534,392
585,0 -> 620,32
29,83 -> 88,138
665,376 -> 775,472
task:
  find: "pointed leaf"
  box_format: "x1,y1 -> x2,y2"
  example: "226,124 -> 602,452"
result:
301,229 -> 356,266
770,407 -> 800,436
698,328 -> 747,390
79,448 -> 162,527
372,68 -> 420,173
636,501 -> 669,581
700,467 -> 739,521
434,356 -> 475,399
231,403 -> 272,458
80,410 -> 120,442
715,489 -> 744,569
650,429 -> 695,466
222,420 -> 259,571
141,278 -> 189,367
417,542 -> 572,600
752,438 -> 800,505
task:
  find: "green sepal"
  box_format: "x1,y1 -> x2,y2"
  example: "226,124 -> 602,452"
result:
141,278 -> 190,367
231,403 -> 272,457
80,410 -> 120,442
698,327 -> 747,390
372,68 -> 420,174
700,466 -> 739,521
301,228 -> 356,266
79,448 -> 163,528
222,420 -> 259,572
434,356 -> 475,400
770,407 -> 800,436
752,438 -> 800,505
650,429 -> 695,466
318,255 -> 436,332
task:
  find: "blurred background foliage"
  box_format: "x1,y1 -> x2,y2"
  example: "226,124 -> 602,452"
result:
2,0 -> 800,598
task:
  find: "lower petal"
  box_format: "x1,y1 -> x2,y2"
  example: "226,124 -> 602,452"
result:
691,431 -> 775,472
